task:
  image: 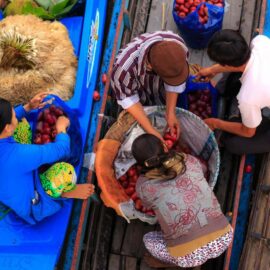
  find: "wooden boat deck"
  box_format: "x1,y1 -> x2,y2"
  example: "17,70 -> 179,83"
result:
77,0 -> 263,269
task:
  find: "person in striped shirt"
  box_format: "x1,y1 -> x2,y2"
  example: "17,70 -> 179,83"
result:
111,31 -> 189,142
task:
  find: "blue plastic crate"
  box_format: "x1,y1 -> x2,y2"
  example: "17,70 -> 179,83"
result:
177,76 -> 218,118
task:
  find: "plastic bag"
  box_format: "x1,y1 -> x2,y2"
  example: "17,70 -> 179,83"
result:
32,94 -> 83,167
178,75 -> 218,117
172,2 -> 224,49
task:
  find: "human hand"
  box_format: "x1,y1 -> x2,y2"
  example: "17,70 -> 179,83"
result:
204,118 -> 219,131
196,67 -> 217,81
24,92 -> 50,112
166,112 -> 181,139
56,116 -> 70,133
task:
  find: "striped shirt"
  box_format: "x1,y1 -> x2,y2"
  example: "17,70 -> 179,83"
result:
111,31 -> 189,109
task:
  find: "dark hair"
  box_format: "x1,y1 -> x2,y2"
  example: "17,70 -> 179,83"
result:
132,134 -> 183,180
207,29 -> 251,67
0,98 -> 12,134
132,134 -> 166,167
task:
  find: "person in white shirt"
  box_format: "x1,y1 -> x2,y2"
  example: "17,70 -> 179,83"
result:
197,29 -> 270,154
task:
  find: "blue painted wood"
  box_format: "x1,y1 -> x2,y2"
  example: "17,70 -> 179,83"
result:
0,1 -> 107,270
61,1 -> 130,269
229,154 -> 255,270
263,0 -> 270,36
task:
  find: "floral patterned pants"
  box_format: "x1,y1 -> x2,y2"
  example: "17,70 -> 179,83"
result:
143,228 -> 233,268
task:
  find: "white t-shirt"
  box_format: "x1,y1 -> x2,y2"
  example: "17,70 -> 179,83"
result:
237,35 -> 270,128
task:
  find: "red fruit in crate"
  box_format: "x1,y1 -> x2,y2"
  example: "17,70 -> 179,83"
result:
190,6 -> 197,12
43,138 -> 51,144
54,108 -> 64,117
198,7 -> 205,16
189,103 -> 197,111
93,91 -> 100,101
135,199 -> 143,211
42,134 -> 50,141
141,207 -> 147,213
101,74 -> 107,84
201,95 -> 210,102
215,3 -> 223,7
43,108 -> 50,116
119,175 -> 127,182
49,105 -> 56,113
51,128 -> 57,139
188,94 -> 197,103
194,110 -> 200,116
47,115 -> 56,126
245,165 -> 252,173
127,167 -> 137,177
197,100 -> 206,107
36,121 -> 43,133
42,127 -> 51,135
125,186 -> 135,196
201,16 -> 208,24
206,106 -> 212,115
121,181 -> 129,188
165,139 -> 174,149
179,12 -> 186,17
129,182 -> 136,188
201,112 -> 209,119
164,132 -> 177,142
130,174 -> 138,183
131,192 -> 138,201
194,0 -> 200,5
34,134 -> 42,144
182,6 -> 189,13
37,112 -> 43,121
174,4 -> 180,11
184,2 -> 191,8
146,210 -> 155,216
176,0 -> 184,4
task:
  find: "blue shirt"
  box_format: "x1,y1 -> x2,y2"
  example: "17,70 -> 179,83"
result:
0,105 -> 71,224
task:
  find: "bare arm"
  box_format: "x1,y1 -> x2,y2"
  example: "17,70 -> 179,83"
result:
126,102 -> 165,142
205,118 -> 256,138
197,64 -> 239,79
165,91 -> 180,138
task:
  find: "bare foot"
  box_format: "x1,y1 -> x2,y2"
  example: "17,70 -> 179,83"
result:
62,184 -> 95,199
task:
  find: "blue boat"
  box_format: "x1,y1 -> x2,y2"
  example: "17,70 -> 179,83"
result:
0,1 -> 107,269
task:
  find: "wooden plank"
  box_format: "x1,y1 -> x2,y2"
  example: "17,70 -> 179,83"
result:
108,254 -> 121,270
214,151 -> 234,211
140,259 -> 159,270
111,216 -> 127,254
239,154 -> 270,269
121,219 -> 147,257
146,0 -> 178,33
131,0 -> 152,39
125,256 -> 138,270
239,0 -> 257,42
138,224 -> 158,258
80,201 -> 103,270
91,206 -> 116,270
122,0 -> 138,45
222,0 -> 244,30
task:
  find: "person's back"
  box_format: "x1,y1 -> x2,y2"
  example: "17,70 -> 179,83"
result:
0,95 -> 94,224
0,124 -> 71,223
237,35 -> 270,110
131,134 -> 233,267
